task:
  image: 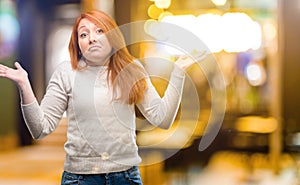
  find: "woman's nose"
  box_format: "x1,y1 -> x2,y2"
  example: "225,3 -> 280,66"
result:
89,33 -> 97,43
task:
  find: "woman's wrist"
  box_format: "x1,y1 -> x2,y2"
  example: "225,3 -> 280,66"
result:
17,78 -> 30,90
18,78 -> 35,104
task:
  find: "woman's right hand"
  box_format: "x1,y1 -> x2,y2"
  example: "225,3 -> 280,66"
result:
174,50 -> 208,71
0,62 -> 35,104
0,62 -> 29,87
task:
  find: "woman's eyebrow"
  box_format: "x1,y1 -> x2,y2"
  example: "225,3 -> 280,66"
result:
77,25 -> 86,31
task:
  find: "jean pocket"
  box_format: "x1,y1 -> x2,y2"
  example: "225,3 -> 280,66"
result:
61,171 -> 81,185
125,166 -> 143,185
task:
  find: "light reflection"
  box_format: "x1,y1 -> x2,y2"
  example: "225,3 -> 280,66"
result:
235,116 -> 277,133
147,4 -> 164,19
221,12 -> 262,52
158,12 -> 262,53
0,0 -> 20,59
158,11 -> 173,21
245,62 -> 266,86
0,14 -> 20,43
246,64 -> 262,82
155,0 -> 171,9
263,21 -> 277,41
211,0 -> 227,6
196,14 -> 223,52
161,14 -> 196,31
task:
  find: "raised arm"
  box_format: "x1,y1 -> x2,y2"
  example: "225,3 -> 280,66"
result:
0,62 -> 35,104
137,50 -> 207,129
0,62 -> 69,140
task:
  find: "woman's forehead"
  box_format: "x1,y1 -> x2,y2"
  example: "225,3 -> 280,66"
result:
77,15 -> 112,34
78,18 -> 95,28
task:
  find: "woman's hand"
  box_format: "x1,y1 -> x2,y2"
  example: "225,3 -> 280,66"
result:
0,62 -> 35,104
0,62 -> 29,87
174,50 -> 208,71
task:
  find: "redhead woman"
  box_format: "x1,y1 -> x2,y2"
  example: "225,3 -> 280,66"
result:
0,10 -> 206,185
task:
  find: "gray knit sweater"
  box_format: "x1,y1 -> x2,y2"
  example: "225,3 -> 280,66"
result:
21,61 -> 185,174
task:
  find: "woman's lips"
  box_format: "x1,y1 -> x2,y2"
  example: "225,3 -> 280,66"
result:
88,45 -> 101,51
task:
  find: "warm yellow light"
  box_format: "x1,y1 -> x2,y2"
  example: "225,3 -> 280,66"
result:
160,14 -> 199,53
158,12 -> 262,53
144,19 -> 168,40
263,21 -> 277,41
144,19 -> 158,36
196,14 -> 223,53
148,4 -> 163,19
221,12 -> 262,52
161,14 -> 196,31
211,0 -> 227,6
155,0 -> 171,9
235,116 -> 277,133
158,11 -> 173,21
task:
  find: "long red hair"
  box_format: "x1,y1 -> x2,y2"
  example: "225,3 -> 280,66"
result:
69,10 -> 147,104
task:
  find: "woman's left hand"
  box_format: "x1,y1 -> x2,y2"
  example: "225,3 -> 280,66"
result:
174,50 -> 208,71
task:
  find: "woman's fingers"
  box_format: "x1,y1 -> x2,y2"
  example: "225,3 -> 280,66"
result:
14,62 -> 24,71
0,62 -> 26,82
0,64 -> 8,71
0,64 -> 8,77
14,62 -> 21,69
174,50 -> 209,71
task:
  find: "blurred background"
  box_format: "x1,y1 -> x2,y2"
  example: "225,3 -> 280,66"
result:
0,0 -> 300,184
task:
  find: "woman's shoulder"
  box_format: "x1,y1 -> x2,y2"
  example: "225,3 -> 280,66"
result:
50,61 -> 74,80
54,61 -> 73,72
48,61 -> 74,90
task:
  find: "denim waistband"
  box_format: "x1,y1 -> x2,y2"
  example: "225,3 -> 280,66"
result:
61,166 -> 142,185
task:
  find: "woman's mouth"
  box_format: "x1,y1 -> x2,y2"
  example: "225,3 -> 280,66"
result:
89,45 -> 101,51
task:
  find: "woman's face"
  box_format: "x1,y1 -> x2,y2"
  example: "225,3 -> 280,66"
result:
77,18 -> 112,66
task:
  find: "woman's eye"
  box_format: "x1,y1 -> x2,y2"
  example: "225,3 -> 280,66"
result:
79,33 -> 87,38
96,28 -> 103,34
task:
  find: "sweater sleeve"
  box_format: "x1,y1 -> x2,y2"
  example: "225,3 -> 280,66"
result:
136,64 -> 185,129
21,63 -> 69,140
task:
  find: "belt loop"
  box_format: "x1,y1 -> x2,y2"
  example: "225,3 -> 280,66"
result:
105,173 -> 110,185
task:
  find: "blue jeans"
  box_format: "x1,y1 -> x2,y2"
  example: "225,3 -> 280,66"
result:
61,166 -> 143,185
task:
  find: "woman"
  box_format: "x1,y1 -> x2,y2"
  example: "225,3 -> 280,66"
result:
0,10 -> 206,185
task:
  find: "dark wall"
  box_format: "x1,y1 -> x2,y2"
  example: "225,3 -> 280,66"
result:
16,0 -> 80,146
280,0 -> 300,141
